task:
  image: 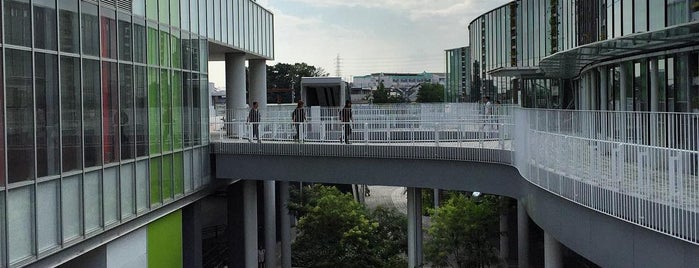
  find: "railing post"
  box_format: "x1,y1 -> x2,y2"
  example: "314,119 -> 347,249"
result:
364,123 -> 369,145
435,122 -> 440,147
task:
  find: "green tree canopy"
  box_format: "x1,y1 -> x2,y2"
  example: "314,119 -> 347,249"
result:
290,185 -> 407,267
372,81 -> 403,103
266,62 -> 328,102
416,83 -> 445,103
425,194 -> 500,268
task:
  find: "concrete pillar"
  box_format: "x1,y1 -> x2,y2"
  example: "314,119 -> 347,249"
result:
599,67 -> 608,111
263,181 -> 276,268
517,201 -> 529,268
619,63 -> 628,111
544,233 -> 563,268
407,187 -> 423,267
279,181 -> 292,268
650,58 -> 659,112
500,209 -> 509,261
227,182 -> 245,268
183,202 -> 203,268
249,59 -> 268,110
225,53 -> 247,121
244,180 -> 258,268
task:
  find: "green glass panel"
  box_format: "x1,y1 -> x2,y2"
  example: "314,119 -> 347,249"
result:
161,69 -> 172,152
173,152 -> 183,195
159,29 -> 170,67
172,71 -> 183,149
170,0 -> 180,28
146,0 -> 157,20
162,154 -> 172,201
147,210 -> 183,268
158,0 -> 169,24
147,25 -> 159,65
171,32 -> 181,68
148,68 -> 161,154
149,157 -> 161,205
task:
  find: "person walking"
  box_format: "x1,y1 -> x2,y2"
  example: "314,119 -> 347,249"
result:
292,100 -> 306,142
247,101 -> 261,143
339,100 -> 353,144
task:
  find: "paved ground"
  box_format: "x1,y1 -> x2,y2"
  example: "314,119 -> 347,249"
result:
364,185 -> 408,214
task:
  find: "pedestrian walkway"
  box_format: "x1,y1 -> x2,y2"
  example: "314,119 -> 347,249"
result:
364,186 -> 408,214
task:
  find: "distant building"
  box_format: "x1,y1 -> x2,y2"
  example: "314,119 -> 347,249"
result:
352,72 -> 446,102
445,47 -> 471,102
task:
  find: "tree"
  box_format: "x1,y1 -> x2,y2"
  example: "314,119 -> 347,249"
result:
372,81 -> 402,104
425,194 -> 500,268
290,185 -> 408,267
266,62 -> 329,102
416,83 -> 445,103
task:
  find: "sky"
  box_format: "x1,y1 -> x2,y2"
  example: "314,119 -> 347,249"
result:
209,0 -> 511,87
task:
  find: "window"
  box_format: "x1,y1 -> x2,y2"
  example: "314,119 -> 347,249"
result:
182,31 -> 191,70
171,30 -> 181,68
161,69 -> 172,152
172,72 -> 183,149
147,22 -> 159,65
146,0 -> 157,20
135,66 -> 149,157
34,0 -> 57,50
634,0 -> 647,32
148,68 -> 161,154
120,64 -> 135,160
102,62 -> 119,164
649,0 -> 665,30
667,0 -> 690,26
149,157 -> 161,205
6,49 -> 35,182
82,2 -> 100,56
35,53 -> 60,178
60,56 -> 82,172
159,27 -> 170,67
183,72 -> 193,147
133,0 -> 146,17
159,0 -> 170,24
0,54 -> 4,186
83,59 -> 102,168
118,13 -> 133,61
101,8 -> 118,59
191,73 -> 201,145
171,0 -> 180,28
4,0 -> 32,47
134,19 -> 147,63
59,0 -> 80,53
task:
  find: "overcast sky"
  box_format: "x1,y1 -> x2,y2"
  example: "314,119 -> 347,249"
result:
209,0 -> 511,87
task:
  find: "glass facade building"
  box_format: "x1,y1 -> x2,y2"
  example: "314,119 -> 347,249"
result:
469,0 -> 699,112
445,47 -> 471,102
0,0 -> 274,266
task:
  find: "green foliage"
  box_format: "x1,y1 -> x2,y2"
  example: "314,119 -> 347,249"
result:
290,185 -> 408,267
266,62 -> 328,102
372,82 -> 403,103
425,194 -> 500,268
416,83 -> 445,103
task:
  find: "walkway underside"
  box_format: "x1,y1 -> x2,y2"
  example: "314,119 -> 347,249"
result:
214,143 -> 699,268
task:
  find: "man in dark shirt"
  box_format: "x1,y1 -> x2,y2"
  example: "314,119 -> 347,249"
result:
340,100 -> 353,144
292,100 -> 306,142
247,101 -> 261,143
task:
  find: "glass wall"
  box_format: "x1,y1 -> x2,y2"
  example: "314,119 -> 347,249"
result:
0,0 -> 261,265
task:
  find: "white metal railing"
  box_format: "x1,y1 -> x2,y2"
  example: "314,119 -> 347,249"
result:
209,107 -> 699,244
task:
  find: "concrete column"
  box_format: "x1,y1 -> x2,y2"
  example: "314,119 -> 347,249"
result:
244,180 -> 258,268
225,53 -> 247,121
517,201 -> 529,268
279,181 -> 292,268
183,202 -> 203,268
263,181 -> 276,268
619,63 -> 628,111
407,187 -> 423,268
249,59 -> 268,110
599,67 -> 608,111
544,233 -> 563,268
500,210 -> 509,261
650,58 -> 659,112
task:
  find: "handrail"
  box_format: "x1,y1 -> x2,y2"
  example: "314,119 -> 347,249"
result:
209,107 -> 699,245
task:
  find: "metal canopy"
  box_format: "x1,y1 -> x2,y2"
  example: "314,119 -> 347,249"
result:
488,66 -> 545,78
539,21 -> 699,78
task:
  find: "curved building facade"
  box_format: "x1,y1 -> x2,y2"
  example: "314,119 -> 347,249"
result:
469,0 -> 699,112
0,0 -> 273,267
